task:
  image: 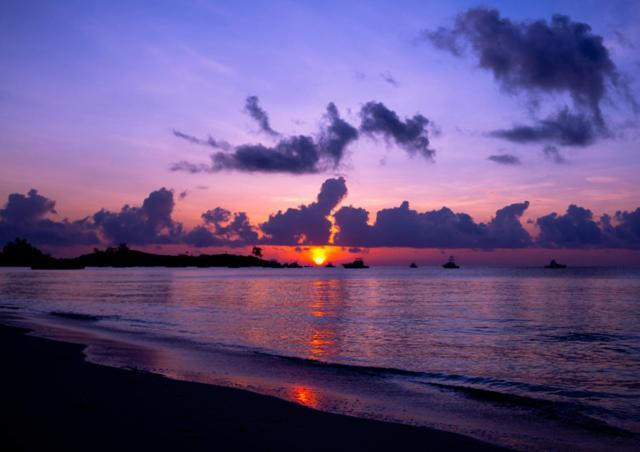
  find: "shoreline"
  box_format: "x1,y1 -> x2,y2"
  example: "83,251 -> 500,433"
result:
0,323 -> 502,451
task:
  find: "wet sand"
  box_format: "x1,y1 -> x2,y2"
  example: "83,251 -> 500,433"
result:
0,324 -> 502,451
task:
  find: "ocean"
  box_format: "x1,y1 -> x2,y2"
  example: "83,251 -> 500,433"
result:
1,266 -> 639,450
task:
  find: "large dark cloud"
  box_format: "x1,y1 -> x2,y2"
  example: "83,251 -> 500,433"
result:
93,188 -> 184,245
359,101 -> 435,160
260,177 -> 347,245
425,8 -> 622,120
0,189 -> 98,246
425,8 -> 634,147
334,200 -> 531,248
172,103 -> 358,174
244,95 -> 279,137
490,109 -> 597,147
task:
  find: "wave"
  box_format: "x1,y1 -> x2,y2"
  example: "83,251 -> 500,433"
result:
49,311 -> 118,322
427,382 -> 636,437
255,350 -> 627,400
41,308 -> 638,439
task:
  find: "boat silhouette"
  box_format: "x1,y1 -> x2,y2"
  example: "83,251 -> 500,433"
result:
325,262 -> 335,268
409,262 -> 418,268
544,259 -> 567,269
442,256 -> 459,269
343,258 -> 369,269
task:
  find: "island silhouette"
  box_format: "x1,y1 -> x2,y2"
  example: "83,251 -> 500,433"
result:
0,239 -> 282,269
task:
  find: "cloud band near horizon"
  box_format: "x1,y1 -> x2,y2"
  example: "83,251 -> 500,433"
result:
1,179 -> 639,251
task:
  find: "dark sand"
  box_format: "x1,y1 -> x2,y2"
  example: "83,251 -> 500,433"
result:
0,324 -> 502,451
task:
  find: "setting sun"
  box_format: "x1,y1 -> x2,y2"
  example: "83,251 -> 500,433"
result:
311,248 -> 327,266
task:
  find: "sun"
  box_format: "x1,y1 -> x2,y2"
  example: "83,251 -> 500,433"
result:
311,248 -> 326,266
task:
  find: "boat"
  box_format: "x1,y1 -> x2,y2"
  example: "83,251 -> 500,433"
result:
544,259 -> 567,269
343,258 -> 369,269
442,256 -> 459,269
285,262 -> 302,268
325,263 -> 335,268
409,262 -> 418,268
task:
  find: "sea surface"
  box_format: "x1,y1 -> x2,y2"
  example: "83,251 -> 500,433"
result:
1,266 -> 639,450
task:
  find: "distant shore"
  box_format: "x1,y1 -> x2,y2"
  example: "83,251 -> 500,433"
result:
0,323 -> 501,451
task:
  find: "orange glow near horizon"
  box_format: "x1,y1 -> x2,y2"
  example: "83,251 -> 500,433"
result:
311,247 -> 327,266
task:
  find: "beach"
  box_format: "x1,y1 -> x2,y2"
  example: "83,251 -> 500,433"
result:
0,324 -> 499,451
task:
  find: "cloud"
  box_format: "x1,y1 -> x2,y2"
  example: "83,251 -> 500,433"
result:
536,205 -> 603,248
244,95 -> 279,137
93,188 -> 183,245
185,207 -> 258,248
424,8 -> 626,121
172,130 -> 232,151
542,145 -> 567,164
424,8 -> 636,148
359,101 -> 435,160
490,109 -> 597,147
487,153 -> 521,165
0,189 -> 98,246
172,103 -> 358,174
601,209 -> 640,249
3,181 -> 639,252
334,200 -> 531,248
260,177 -> 347,245
0,189 -> 56,223
380,71 -> 399,87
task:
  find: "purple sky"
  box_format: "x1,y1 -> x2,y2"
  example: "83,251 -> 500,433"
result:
1,0 -> 639,264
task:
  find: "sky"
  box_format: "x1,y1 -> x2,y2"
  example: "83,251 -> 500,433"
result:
1,0 -> 639,265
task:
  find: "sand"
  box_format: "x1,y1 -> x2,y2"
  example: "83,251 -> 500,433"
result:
0,324 -> 502,451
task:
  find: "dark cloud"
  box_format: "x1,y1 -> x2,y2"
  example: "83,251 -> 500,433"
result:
93,188 -> 183,245
4,181 -> 639,252
0,189 -> 56,223
359,101 -> 435,160
260,177 -> 347,245
318,103 -> 359,164
424,8 -> 626,123
425,8 -> 636,148
244,95 -> 279,137
542,145 -> 567,164
486,202 -> 532,248
601,209 -> 640,249
0,189 -> 98,246
536,205 -> 602,248
185,207 -> 258,248
488,153 -> 521,165
172,104 -> 358,174
334,200 -> 531,248
490,109 -> 597,147
380,72 -> 399,87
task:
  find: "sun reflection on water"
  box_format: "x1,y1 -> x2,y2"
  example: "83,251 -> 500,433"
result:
291,386 -> 319,408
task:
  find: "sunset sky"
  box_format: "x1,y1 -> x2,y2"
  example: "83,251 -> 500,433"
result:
1,0 -> 639,264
